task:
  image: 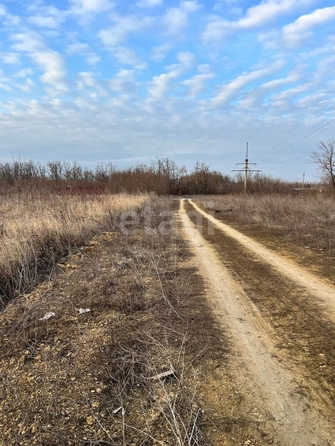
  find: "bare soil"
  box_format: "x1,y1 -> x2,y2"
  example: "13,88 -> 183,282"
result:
183,198 -> 335,445
2,195 -> 335,445
0,199 -> 228,445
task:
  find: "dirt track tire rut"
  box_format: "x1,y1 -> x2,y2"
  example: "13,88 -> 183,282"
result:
189,199 -> 335,321
179,199 -> 335,446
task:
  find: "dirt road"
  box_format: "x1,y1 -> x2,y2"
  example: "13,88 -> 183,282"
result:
189,199 -> 335,322
179,199 -> 335,445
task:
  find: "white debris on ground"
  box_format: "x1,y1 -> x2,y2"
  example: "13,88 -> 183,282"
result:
38,312 -> 55,321
77,308 -> 91,314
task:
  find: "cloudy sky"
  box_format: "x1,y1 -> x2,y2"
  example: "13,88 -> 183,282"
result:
0,0 -> 334,181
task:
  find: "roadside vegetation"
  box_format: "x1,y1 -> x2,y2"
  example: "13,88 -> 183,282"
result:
0,158 -> 319,309
310,138 -> 335,189
0,191 -> 149,309
0,158 -> 312,196
196,192 -> 335,285
197,193 -> 335,254
0,196 -> 228,445
1,144 -> 335,445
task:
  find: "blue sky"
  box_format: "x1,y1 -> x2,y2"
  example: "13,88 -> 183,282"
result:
0,0 -> 335,181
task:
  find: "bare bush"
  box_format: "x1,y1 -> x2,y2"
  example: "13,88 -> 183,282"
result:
310,139 -> 335,188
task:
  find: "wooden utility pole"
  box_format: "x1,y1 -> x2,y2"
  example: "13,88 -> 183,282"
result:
233,143 -> 261,193
302,173 -> 305,189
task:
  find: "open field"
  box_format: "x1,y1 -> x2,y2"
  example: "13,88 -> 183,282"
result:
181,200 -> 335,445
1,191 -> 335,445
196,193 -> 335,258
0,192 -> 149,308
0,194 -> 228,445
183,195 -> 335,444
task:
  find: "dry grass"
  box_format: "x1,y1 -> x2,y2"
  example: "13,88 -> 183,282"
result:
0,196 -> 226,445
0,192 -> 149,307
197,193 -> 335,255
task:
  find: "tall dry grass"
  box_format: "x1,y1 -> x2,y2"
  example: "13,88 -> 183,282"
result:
197,193 -> 335,254
0,192 -> 149,307
0,197 -> 216,445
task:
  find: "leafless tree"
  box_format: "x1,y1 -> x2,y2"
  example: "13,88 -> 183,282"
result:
310,139 -> 335,188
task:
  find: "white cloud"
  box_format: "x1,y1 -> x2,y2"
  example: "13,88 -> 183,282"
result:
209,62 -> 284,107
147,51 -> 194,101
16,78 -> 35,93
283,6 -> 335,47
0,70 -> 11,92
86,53 -> 101,65
257,29 -> 281,50
70,0 -> 111,13
315,54 -> 335,74
32,51 -> 67,92
136,0 -> 163,7
151,43 -> 172,61
202,0 -> 315,42
0,84 -> 11,92
0,4 -> 7,16
113,46 -> 146,68
77,72 -> 96,88
66,42 -> 90,53
99,15 -> 153,67
0,4 -> 21,28
28,15 -> 63,29
66,42 -> 101,65
162,8 -> 188,35
183,64 -> 215,98
238,0 -> 313,29
181,1 -> 201,13
271,84 -> 311,102
5,15 -> 21,27
14,68 -> 34,78
77,72 -> 107,96
99,14 -> 154,47
11,32 -> 43,52
109,69 -> 136,92
10,32 -> 68,94
74,96 -> 98,110
0,52 -> 20,64
201,17 -> 233,42
49,99 -> 62,107
213,0 -> 242,15
162,1 -> 201,35
0,0 -> 333,181
236,68 -> 303,110
296,93 -> 326,108
177,51 -> 195,66
260,73 -> 300,90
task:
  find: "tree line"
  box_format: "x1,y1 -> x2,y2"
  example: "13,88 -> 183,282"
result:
0,157 -> 318,196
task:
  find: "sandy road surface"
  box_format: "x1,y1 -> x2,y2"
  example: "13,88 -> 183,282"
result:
179,199 -> 335,445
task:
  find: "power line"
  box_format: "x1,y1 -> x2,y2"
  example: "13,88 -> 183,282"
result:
263,101 -> 335,156
263,157 -> 304,171
260,115 -> 335,165
260,119 -> 335,174
258,86 -> 335,164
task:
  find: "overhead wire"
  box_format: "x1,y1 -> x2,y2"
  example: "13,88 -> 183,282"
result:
233,85 -> 335,177
260,111 -> 335,164
261,119 -> 335,171
262,100 -> 335,157
262,154 -> 303,171
258,85 -> 335,165
264,116 -> 335,160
